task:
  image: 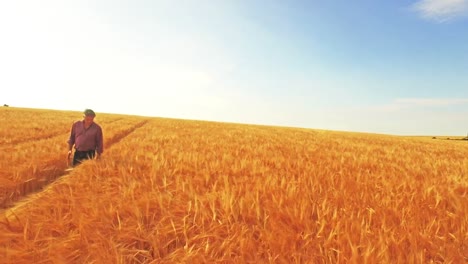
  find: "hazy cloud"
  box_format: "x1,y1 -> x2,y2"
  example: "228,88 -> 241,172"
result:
395,98 -> 468,106
412,0 -> 468,22
362,98 -> 468,112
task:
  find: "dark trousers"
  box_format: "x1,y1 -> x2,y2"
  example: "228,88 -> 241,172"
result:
73,150 -> 96,166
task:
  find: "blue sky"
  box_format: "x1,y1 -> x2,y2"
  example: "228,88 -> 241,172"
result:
1,0 -> 467,135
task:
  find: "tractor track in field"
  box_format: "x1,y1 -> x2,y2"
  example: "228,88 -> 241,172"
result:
105,120 -> 148,146
0,118 -> 128,150
0,119 -> 150,212
0,133 -> 69,152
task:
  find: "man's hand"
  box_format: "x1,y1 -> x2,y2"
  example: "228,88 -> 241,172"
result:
67,150 -> 72,159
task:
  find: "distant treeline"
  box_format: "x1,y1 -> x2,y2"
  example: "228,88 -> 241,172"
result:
433,137 -> 468,141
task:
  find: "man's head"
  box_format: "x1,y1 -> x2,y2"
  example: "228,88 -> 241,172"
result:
83,109 -> 96,124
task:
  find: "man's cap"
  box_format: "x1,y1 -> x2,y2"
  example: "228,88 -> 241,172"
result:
83,109 -> 96,116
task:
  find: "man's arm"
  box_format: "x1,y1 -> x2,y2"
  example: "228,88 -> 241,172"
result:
67,122 -> 76,154
96,126 -> 104,156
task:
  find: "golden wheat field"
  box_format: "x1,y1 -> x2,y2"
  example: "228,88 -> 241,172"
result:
0,107 -> 466,263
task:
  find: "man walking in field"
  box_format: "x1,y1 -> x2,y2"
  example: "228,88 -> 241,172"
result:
67,109 -> 104,166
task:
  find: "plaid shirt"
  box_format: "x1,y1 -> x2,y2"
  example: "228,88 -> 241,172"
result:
68,120 -> 103,154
